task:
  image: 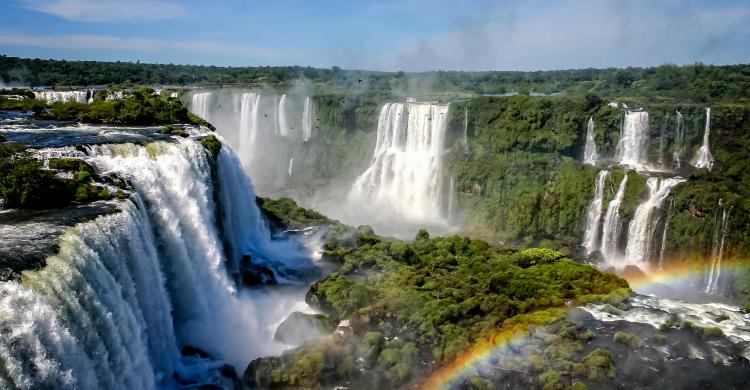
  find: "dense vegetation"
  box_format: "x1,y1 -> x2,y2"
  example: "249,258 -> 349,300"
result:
244,227 -> 629,388
0,143 -> 118,208
2,55 -> 749,102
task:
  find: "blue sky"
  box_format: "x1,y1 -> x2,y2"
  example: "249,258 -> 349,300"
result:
0,0 -> 748,71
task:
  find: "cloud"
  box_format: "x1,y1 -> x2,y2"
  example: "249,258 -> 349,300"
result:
18,0 -> 186,22
0,32 -> 280,61
358,0 -> 750,71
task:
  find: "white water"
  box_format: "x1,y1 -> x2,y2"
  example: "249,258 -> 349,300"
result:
302,96 -> 313,141
583,117 -> 598,165
673,111 -> 685,168
288,157 -> 294,176
278,94 -> 289,137
0,139 -> 318,388
190,92 -> 212,123
617,111 -> 650,167
658,198 -> 675,269
705,200 -> 730,295
600,175 -> 628,261
237,92 -> 262,167
692,107 -> 714,170
582,170 -> 610,255
623,177 -> 685,268
349,102 -> 450,225
34,90 -> 90,104
583,295 -> 750,359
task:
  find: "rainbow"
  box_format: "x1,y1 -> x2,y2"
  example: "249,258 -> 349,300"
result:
420,308 -> 566,389
623,260 -> 747,292
420,261 -> 749,389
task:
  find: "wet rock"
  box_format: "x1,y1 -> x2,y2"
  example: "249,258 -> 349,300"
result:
274,311 -> 335,345
240,255 -> 277,286
621,265 -> 646,280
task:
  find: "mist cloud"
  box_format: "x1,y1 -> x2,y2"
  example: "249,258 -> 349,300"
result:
357,0 -> 750,71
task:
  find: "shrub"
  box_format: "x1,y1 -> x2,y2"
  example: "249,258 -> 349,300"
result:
613,331 -> 645,349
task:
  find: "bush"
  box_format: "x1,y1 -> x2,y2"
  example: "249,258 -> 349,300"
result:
200,134 -> 222,159
613,331 -> 645,349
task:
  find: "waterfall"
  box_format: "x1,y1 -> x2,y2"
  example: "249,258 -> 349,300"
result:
600,175 -> 628,261
278,95 -> 289,137
658,198 -> 674,270
34,90 -> 89,104
583,117 -> 598,165
658,116 -> 667,167
447,176 -> 455,222
0,139 -> 315,388
705,200 -> 730,295
273,95 -> 280,135
691,107 -> 714,170
302,97 -> 313,141
623,177 -> 685,268
582,170 -> 610,255
462,106 -> 469,149
190,92 -> 213,122
349,102 -> 450,224
673,111 -> 685,168
237,92 -> 262,167
616,111 -> 650,167
288,157 -> 294,176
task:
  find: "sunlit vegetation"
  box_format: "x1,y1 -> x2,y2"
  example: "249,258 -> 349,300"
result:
0,144 -> 118,209
244,230 -> 629,388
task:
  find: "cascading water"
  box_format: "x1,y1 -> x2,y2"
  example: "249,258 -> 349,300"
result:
349,102 -> 450,225
278,94 -> 289,137
616,111 -> 650,167
0,139 -> 317,388
582,170 -> 609,255
672,111 -> 685,168
302,97 -> 313,142
34,90 -> 89,104
658,198 -> 674,269
705,199 -> 730,295
237,92 -> 262,167
191,92 -> 213,123
288,157 -> 294,176
582,117 -> 598,165
600,175 -> 628,261
692,107 -> 714,170
623,177 -> 685,268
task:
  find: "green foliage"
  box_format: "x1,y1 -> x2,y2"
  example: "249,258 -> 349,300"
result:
0,143 -> 59,208
3,56 -> 748,103
0,96 -> 47,111
272,235 -> 628,388
200,134 -> 222,159
35,88 -> 199,126
613,331 -> 645,349
258,196 -> 333,230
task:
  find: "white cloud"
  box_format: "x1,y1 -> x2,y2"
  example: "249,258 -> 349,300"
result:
0,32 -> 280,61
19,0 -> 186,22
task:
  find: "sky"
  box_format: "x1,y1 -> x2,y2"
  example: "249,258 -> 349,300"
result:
0,0 -> 748,71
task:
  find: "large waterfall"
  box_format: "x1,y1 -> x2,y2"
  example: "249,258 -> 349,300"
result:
600,175 -> 628,261
582,117 -> 598,165
186,90 -> 314,195
349,102 -> 450,225
582,170 -> 609,255
623,177 -> 685,268
616,111 -> 650,167
0,139 -> 316,388
691,107 -> 714,170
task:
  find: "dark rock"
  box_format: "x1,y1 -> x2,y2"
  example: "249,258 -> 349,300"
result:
244,356 -> 285,389
240,255 -> 277,286
181,345 -> 209,358
274,311 -> 335,345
